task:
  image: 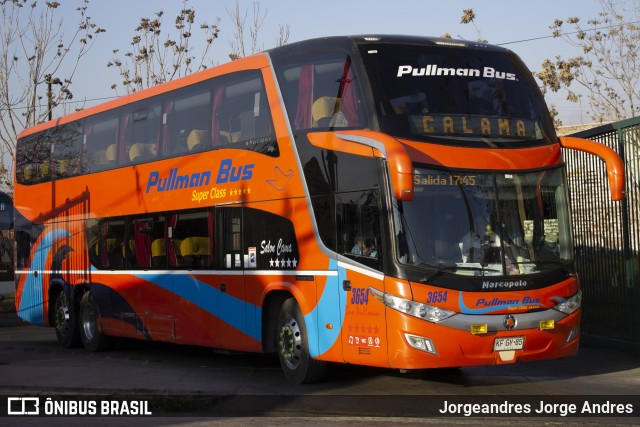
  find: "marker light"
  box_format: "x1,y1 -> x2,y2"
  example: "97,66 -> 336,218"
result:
566,325 -> 579,344
470,324 -> 488,335
553,290 -> 582,314
539,320 -> 555,330
370,287 -> 456,323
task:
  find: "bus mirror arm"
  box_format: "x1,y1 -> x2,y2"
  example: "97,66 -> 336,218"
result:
308,131 -> 414,201
559,136 -> 625,201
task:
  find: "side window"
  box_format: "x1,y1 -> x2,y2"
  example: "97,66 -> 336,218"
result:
169,209 -> 212,270
16,132 -> 51,185
215,206 -> 243,269
337,190 -> 383,271
275,52 -> 365,132
126,102 -> 163,164
243,206 -> 300,270
85,112 -> 119,173
52,121 -> 83,179
166,83 -> 211,156
86,218 -> 126,270
212,71 -> 278,157
132,214 -> 166,269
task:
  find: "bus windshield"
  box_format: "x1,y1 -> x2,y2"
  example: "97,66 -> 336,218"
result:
361,43 -> 556,147
394,167 -> 573,278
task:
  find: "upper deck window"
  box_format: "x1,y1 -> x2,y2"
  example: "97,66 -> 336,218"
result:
274,52 -> 366,132
361,43 -> 556,147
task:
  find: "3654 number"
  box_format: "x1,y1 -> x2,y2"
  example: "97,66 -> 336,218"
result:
426,290 -> 448,304
351,288 -> 369,305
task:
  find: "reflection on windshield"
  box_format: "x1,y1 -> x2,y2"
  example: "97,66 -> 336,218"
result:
394,167 -> 573,277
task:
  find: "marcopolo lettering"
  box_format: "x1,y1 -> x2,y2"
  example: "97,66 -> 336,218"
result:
397,64 -> 516,80
482,280 -> 528,289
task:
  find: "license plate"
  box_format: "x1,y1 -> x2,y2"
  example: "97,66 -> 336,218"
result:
493,336 -> 524,351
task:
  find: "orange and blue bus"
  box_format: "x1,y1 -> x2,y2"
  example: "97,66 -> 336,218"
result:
14,35 -> 624,383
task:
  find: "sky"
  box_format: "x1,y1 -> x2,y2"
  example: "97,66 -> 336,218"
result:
43,0 -> 630,126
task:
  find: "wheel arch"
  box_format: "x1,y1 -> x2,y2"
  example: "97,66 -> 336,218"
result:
261,289 -> 292,353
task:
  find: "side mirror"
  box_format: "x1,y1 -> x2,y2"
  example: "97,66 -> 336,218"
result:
559,136 -> 625,201
308,130 -> 414,201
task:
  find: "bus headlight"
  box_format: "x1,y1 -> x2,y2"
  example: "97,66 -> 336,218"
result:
553,290 -> 582,314
370,287 -> 455,323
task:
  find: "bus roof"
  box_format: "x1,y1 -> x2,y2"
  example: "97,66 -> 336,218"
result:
266,34 -> 512,57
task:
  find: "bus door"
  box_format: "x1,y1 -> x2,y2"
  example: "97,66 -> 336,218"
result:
215,203 -> 252,351
336,189 -> 388,366
130,215 -> 174,341
168,209 -> 219,347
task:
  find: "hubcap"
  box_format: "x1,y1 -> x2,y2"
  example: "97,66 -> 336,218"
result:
279,317 -> 301,370
56,296 -> 70,333
81,300 -> 96,341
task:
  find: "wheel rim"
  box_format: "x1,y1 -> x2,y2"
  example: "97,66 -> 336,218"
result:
279,316 -> 302,371
81,297 -> 96,342
55,294 -> 71,335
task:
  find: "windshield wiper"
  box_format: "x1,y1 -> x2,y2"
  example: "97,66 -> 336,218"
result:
419,263 -> 501,284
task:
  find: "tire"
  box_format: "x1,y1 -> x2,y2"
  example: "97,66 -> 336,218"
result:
53,290 -> 81,348
79,291 -> 115,352
277,298 -> 326,384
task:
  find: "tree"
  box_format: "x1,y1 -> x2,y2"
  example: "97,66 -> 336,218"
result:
441,8 -> 487,42
537,0 -> 640,124
107,0 -> 220,94
0,0 -> 104,192
227,0 -> 290,61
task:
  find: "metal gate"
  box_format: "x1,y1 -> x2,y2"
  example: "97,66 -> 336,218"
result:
564,117 -> 640,347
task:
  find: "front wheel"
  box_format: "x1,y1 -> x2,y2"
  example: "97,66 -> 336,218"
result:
53,290 -> 81,348
79,291 -> 115,352
277,298 -> 326,384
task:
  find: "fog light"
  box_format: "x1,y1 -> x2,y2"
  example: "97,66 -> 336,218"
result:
404,333 -> 437,355
566,326 -> 579,344
470,324 -> 488,335
539,320 -> 555,330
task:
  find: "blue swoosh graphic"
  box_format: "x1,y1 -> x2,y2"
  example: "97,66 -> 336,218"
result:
18,228 -> 70,325
304,259 -> 345,357
135,273 -> 261,342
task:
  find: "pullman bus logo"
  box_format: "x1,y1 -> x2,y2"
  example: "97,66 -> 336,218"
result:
396,64 -> 517,80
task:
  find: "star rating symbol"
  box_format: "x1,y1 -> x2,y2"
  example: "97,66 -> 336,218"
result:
230,187 -> 252,196
268,257 -> 298,269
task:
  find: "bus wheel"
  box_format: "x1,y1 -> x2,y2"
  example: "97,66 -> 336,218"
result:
277,298 -> 326,384
79,291 -> 115,352
53,290 -> 81,348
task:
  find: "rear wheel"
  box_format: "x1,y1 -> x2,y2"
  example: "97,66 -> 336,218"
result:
53,290 -> 81,348
79,291 -> 115,352
277,298 -> 326,384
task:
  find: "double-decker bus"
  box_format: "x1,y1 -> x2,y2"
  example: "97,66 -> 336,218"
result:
14,35 -> 624,383
0,192 -> 14,313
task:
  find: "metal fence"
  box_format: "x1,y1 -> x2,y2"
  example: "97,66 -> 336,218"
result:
564,116 -> 640,348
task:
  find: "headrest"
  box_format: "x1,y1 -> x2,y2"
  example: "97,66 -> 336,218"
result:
187,130 -> 209,151
312,97 -> 341,123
